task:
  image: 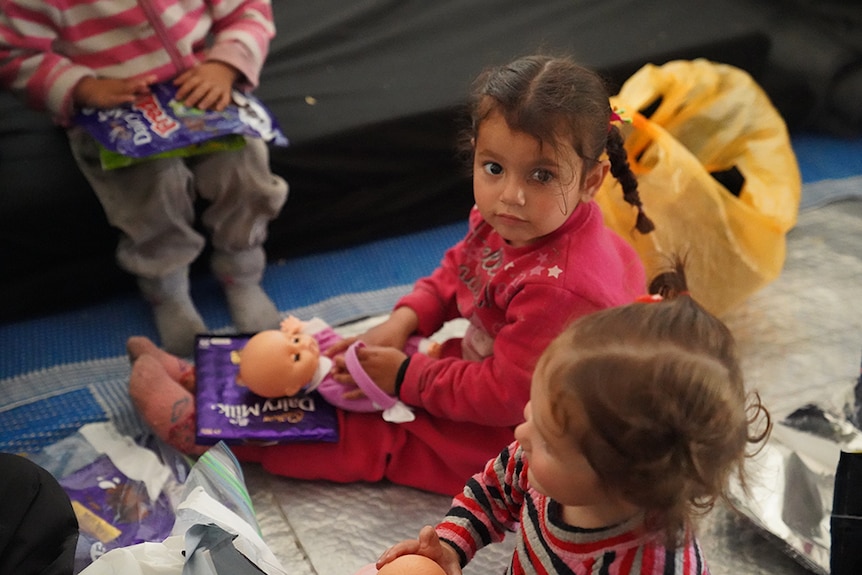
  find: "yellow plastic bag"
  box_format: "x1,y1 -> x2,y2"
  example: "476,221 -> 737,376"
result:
596,59 -> 801,316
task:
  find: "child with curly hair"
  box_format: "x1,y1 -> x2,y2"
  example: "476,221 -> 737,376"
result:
369,263 -> 771,574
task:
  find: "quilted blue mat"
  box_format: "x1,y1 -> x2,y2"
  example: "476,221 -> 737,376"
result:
0,220 -> 468,381
0,388 -> 104,454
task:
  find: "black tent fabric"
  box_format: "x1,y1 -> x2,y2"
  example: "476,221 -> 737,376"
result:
259,0 -> 772,261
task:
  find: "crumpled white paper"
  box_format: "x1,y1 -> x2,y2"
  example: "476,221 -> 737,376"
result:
78,422 -> 173,502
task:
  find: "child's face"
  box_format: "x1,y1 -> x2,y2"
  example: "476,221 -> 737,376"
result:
514,373 -> 606,507
515,357 -> 640,531
472,110 -> 608,248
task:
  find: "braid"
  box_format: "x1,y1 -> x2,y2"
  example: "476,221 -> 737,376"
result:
607,126 -> 654,234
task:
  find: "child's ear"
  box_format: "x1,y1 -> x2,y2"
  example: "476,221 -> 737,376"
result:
580,159 -> 609,202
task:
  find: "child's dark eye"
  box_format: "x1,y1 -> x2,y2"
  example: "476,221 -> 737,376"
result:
293,353 -> 301,362
482,161 -> 503,175
530,168 -> 554,184
292,336 -> 301,343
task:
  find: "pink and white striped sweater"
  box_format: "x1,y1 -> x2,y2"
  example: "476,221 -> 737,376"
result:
436,442 -> 711,575
0,0 -> 276,125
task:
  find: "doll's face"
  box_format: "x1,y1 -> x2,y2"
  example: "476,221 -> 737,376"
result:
237,330 -> 321,398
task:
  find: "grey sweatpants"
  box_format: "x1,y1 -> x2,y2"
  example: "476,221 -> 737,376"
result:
68,127 -> 288,279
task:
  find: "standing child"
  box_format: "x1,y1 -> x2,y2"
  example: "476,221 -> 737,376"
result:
370,263 -> 772,575
129,54 -> 653,495
0,1 -> 289,356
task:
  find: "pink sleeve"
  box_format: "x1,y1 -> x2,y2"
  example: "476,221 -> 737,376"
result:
207,0 -> 277,88
399,284 -> 604,427
394,239 -> 466,337
0,2 -> 92,123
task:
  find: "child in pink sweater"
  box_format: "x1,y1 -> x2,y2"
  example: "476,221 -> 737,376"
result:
129,54 -> 653,495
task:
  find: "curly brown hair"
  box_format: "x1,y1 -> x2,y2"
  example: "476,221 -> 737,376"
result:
538,261 -> 771,546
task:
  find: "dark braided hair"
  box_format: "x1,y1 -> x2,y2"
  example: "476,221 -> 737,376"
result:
607,126 -> 654,233
462,54 -> 653,234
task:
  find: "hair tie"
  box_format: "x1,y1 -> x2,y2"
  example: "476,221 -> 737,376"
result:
608,107 -> 632,131
635,294 -> 663,303
635,290 -> 691,303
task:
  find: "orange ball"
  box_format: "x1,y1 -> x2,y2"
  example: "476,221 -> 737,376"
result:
377,555 -> 446,575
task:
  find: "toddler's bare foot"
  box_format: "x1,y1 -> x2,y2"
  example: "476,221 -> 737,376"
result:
129,354 -> 206,456
127,336 -> 196,392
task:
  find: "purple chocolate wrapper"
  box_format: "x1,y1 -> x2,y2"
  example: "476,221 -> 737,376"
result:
194,335 -> 339,445
60,455 -> 175,560
75,81 -> 288,158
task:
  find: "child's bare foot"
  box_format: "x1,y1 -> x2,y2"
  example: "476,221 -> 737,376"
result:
127,336 -> 196,392
129,354 -> 206,456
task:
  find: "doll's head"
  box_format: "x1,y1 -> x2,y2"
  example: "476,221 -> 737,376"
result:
376,555 -> 446,575
237,330 -> 321,398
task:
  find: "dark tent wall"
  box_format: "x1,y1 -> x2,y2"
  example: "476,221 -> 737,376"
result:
1,0 -> 860,321
257,0 -> 774,266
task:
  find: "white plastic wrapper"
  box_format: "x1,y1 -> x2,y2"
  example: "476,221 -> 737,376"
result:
80,443 -> 287,575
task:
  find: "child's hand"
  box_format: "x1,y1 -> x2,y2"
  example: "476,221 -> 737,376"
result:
376,526 -> 462,575
327,308 -> 421,360
327,306 -> 420,382
362,307 -> 421,349
173,61 -> 239,111
324,335 -> 358,359
325,335 -> 359,385
73,75 -> 157,109
332,345 -> 407,395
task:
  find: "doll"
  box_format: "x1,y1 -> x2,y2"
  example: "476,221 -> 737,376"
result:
353,554 -> 447,575
236,316 -> 440,422
128,315 -> 440,453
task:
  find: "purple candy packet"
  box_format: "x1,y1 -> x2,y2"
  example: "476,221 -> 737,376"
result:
60,454 -> 175,564
74,81 -> 288,158
194,335 -> 339,445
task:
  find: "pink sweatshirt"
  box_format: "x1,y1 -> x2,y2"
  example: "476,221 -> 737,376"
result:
0,0 -> 276,124
234,203 -> 646,495
397,202 -> 646,428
